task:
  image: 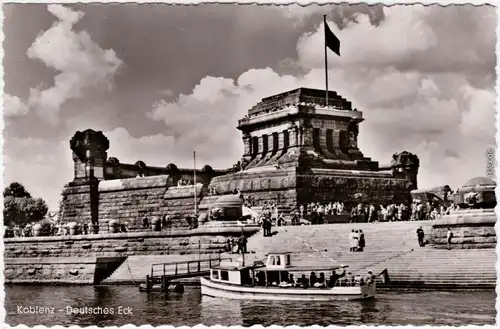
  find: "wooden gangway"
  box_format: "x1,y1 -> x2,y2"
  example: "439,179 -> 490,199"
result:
143,255 -> 231,293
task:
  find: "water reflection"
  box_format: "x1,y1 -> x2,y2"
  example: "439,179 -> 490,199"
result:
5,285 -> 495,327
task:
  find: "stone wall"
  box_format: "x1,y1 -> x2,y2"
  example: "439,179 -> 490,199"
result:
4,256 -> 125,285
98,175 -> 171,229
431,209 -> 496,249
5,226 -> 259,259
297,172 -> 411,207
208,167 -> 411,210
60,181 -> 98,224
208,168 -> 298,208
4,226 -> 260,285
62,175 -> 208,230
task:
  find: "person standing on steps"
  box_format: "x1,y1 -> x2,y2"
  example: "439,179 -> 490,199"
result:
446,227 -> 453,250
349,229 -> 356,252
416,226 -> 425,247
358,230 -> 365,252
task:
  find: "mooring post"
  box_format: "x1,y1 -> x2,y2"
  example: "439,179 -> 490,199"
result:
146,275 -> 151,292
175,263 -> 178,275
161,275 -> 166,293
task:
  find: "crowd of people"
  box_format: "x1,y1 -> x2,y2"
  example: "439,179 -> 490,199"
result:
256,268 -> 377,288
349,200 -> 459,223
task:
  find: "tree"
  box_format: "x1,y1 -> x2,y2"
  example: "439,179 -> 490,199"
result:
4,182 -> 31,198
3,182 -> 48,227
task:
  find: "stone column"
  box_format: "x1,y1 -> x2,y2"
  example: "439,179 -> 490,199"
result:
278,131 -> 285,150
302,126 -> 314,148
258,135 -> 264,157
288,126 -> 298,147
242,133 -> 251,157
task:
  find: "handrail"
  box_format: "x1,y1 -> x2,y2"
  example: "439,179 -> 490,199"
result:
150,255 -> 223,267
149,257 -> 232,278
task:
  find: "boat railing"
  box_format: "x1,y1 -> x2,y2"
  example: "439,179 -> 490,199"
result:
149,255 -> 232,279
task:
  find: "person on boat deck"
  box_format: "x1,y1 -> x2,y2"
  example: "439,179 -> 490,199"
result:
288,273 -> 295,286
309,272 -> 317,286
345,272 -> 355,286
314,272 -> 326,288
328,268 -> 347,287
365,270 -> 376,284
299,274 -> 309,288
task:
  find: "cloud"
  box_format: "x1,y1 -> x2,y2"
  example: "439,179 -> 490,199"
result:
4,94 -> 29,117
4,136 -> 73,210
26,4 -> 122,123
148,5 -> 495,191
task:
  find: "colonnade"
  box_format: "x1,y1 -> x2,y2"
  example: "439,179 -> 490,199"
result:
242,126 -> 358,162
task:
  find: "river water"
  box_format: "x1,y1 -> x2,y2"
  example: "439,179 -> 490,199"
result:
5,285 -> 496,326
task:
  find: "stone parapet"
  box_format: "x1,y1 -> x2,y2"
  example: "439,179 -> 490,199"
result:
431,209 -> 496,249
4,226 -> 261,259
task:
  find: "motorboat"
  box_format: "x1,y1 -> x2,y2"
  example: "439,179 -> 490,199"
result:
201,251 -> 376,301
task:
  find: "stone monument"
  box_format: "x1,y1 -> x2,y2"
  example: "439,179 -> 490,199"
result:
431,176 -> 497,249
208,87 -> 419,210
59,88 -> 420,228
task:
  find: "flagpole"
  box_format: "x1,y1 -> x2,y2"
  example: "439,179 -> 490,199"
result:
193,151 -> 197,217
323,14 -> 329,107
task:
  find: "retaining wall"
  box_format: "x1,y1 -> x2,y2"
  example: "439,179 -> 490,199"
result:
4,225 -> 260,285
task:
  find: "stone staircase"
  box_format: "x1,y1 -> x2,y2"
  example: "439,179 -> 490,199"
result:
244,221 -> 496,288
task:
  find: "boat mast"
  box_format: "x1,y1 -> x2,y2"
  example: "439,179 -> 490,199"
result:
193,151 -> 197,217
241,226 -> 245,267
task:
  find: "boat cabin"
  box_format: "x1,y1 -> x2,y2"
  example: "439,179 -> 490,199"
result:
209,252 -> 353,288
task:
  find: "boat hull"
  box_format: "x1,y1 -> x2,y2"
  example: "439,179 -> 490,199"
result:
200,277 -> 376,301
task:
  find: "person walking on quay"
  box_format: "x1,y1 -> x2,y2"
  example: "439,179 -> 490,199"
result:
237,233 -> 248,254
416,226 -> 425,247
446,227 -> 453,250
162,214 -> 171,231
142,214 -> 149,230
358,230 -> 365,252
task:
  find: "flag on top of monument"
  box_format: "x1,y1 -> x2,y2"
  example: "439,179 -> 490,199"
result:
324,20 -> 340,56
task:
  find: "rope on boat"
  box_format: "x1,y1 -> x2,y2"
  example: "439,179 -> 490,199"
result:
281,227 -> 341,266
281,226 -> 415,276
126,258 -> 139,286
356,248 -> 415,272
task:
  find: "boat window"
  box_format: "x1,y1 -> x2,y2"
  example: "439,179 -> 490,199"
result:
212,270 -> 219,280
276,256 -> 281,266
286,255 -> 290,265
220,270 -> 229,281
270,256 -> 275,265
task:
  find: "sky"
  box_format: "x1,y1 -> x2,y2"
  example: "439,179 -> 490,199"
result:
3,4 -> 497,210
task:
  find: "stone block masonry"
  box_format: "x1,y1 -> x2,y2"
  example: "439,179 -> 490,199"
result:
4,225 -> 260,285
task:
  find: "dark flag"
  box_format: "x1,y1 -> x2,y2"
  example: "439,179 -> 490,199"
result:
324,21 -> 340,56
